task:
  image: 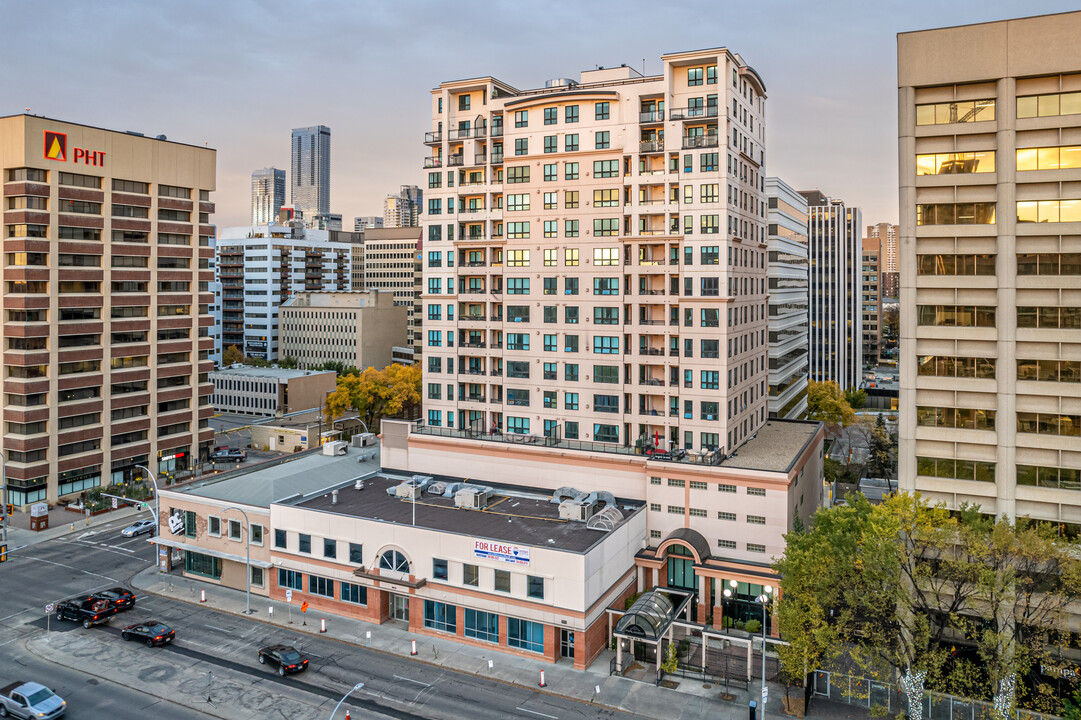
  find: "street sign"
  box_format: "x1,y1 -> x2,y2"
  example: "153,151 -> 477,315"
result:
300,601 -> 309,613
762,687 -> 769,700
45,603 -> 54,613
285,589 -> 293,602
112,497 -> 118,510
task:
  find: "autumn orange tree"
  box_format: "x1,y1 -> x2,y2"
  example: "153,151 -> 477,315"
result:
324,363 -> 421,431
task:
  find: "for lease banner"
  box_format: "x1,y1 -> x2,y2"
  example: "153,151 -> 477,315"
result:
473,539 -> 530,565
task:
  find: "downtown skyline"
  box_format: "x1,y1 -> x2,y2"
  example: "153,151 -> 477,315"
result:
2,0 -> 1077,228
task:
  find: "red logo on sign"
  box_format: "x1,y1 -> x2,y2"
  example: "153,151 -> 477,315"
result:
44,131 -> 67,161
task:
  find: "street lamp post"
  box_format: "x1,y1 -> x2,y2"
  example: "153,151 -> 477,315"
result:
329,682 -> 364,719
757,585 -> 774,720
221,506 -> 253,615
0,451 -> 7,549
133,464 -> 161,533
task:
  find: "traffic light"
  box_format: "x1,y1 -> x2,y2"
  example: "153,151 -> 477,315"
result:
5,503 -> 11,517
0,544 -> 6,563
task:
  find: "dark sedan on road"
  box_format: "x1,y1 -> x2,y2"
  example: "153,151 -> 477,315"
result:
92,587 -> 136,610
257,645 -> 308,676
121,621 -> 175,647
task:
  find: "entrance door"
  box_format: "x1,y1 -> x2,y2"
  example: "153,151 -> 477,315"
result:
560,629 -> 575,659
390,594 -> 409,622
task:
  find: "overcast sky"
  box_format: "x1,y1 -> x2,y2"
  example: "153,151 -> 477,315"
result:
3,0 -> 1077,230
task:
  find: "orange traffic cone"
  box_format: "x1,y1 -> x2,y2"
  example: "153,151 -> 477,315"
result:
345,711 -> 351,720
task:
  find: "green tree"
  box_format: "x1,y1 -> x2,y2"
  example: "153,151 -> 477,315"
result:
277,355 -> 299,369
222,345 -> 244,366
807,381 -> 857,428
844,387 -> 868,410
325,363 -> 421,430
248,356 -> 271,368
867,415 -> 893,480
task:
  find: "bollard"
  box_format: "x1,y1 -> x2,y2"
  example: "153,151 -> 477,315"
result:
70,522 -> 75,531
539,670 -> 547,687
320,617 -> 326,633
410,639 -> 417,656
200,588 -> 206,603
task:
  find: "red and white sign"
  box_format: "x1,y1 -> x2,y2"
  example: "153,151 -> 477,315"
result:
473,539 -> 530,566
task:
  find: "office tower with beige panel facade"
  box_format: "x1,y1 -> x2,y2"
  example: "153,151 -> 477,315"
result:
899,12 -> 1081,527
422,48 -> 770,456
360,226 -> 422,359
867,222 -> 899,298
279,290 -> 408,370
1,114 -> 216,505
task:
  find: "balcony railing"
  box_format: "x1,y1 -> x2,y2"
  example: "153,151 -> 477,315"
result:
491,126 -> 504,137
639,110 -> 664,123
448,155 -> 465,167
491,151 -> 504,164
424,156 -> 442,168
424,131 -> 442,144
670,106 -> 719,120
682,135 -> 720,149
639,140 -> 664,153
474,154 -> 487,165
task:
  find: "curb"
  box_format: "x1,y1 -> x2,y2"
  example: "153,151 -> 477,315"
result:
131,568 -> 659,719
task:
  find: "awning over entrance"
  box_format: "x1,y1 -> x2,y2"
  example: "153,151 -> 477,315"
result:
614,590 -> 675,641
153,537 -> 272,568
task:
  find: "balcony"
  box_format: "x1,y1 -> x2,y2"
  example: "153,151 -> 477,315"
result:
460,340 -> 486,349
491,126 -> 504,137
424,156 -> 442,168
670,106 -> 719,120
491,151 -> 504,164
682,135 -> 720,149
639,140 -> 664,154
448,155 -> 465,167
424,131 -> 442,144
639,110 -> 664,123
474,154 -> 487,165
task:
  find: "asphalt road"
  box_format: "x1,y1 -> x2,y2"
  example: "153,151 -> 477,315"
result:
1,516 -> 633,720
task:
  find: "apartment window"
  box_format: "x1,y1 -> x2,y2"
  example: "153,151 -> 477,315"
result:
747,543 -> 766,554
514,110 -> 528,128
718,483 -> 736,493
278,569 -> 303,591
701,371 -> 719,389
593,277 -> 618,295
594,160 -> 618,178
514,138 -> 528,156
565,105 -> 579,123
917,456 -> 995,482
594,307 -> 619,325
916,406 -> 996,431
701,153 -> 718,171
917,151 -> 996,175
507,222 -> 530,240
594,365 -> 618,383
747,515 -> 766,525
208,516 -> 221,536
595,131 -> 610,150
565,163 -> 579,181
1017,200 -> 1081,224
565,219 -> 579,237
1017,91 -> 1081,119
507,166 -> 530,183
594,218 -> 618,237
544,164 -> 557,181
507,193 -> 530,212
322,538 -> 336,559
544,135 -> 558,153
593,189 -> 618,208
432,558 -> 448,580
688,67 -> 703,86
543,192 -> 558,210
718,511 -> 736,521
526,575 -> 545,600
494,569 -> 511,593
916,203 -> 996,225
507,278 -> 530,295
341,582 -> 368,605
298,534 -> 311,553
916,305 -> 996,327
564,134 -> 579,152
915,99 -> 995,125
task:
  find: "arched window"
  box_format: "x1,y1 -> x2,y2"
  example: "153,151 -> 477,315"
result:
379,550 -> 410,573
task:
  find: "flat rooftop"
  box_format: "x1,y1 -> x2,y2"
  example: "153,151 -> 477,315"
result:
718,420 -> 821,473
210,366 -> 336,381
174,445 -> 372,508
288,474 -> 643,554
414,418 -> 822,474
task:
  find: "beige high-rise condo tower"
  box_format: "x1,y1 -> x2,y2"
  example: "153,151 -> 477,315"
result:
1,114 -> 216,505
898,12 -> 1081,529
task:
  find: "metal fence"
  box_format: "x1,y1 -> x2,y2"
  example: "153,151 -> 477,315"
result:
811,670 -> 1062,720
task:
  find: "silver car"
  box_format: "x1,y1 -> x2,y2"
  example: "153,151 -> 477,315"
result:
120,519 -> 156,537
0,681 -> 66,719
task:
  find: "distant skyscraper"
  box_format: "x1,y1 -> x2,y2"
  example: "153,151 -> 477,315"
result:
867,222 -> 899,298
354,216 -> 384,232
801,190 -> 863,389
383,185 -> 422,227
290,125 -> 331,221
251,167 -> 285,225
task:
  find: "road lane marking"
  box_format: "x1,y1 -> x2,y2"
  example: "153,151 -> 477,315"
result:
516,708 -> 558,720
393,675 -> 431,687
0,608 -> 36,623
20,556 -> 117,581
204,624 -> 232,633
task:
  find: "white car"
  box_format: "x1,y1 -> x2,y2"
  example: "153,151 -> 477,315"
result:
121,519 -> 156,538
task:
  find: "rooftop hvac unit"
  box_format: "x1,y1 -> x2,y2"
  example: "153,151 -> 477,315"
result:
559,499 -> 597,522
454,488 -> 490,510
394,483 -> 421,500
322,440 -> 348,456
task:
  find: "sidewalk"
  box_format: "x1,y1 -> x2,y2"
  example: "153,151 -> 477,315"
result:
4,504 -> 145,550
132,565 -> 863,720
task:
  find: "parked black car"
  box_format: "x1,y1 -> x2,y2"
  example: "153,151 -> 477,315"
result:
257,645 -> 308,676
92,587 -> 136,611
121,621 -> 175,647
